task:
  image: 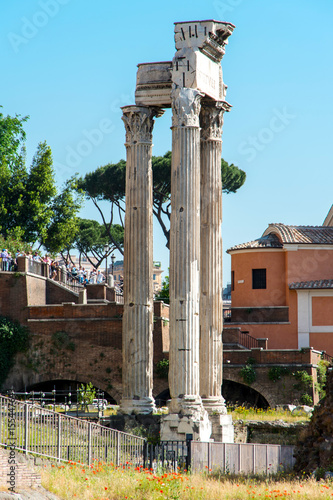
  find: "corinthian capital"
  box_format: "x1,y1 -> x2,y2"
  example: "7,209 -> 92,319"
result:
200,101 -> 232,142
121,106 -> 163,145
171,87 -> 203,128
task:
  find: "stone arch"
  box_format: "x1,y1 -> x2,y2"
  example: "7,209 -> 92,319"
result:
4,365 -> 122,405
154,388 -> 170,407
222,376 -> 270,408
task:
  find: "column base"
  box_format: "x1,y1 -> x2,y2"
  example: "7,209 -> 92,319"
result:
208,413 -> 234,443
201,397 -> 234,442
160,398 -> 212,442
202,396 -> 228,416
119,397 -> 156,415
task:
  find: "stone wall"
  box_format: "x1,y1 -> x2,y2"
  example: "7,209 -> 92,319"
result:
234,421 -> 307,445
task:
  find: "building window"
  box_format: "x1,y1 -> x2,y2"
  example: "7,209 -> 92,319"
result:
252,269 -> 266,289
231,271 -> 235,291
153,274 -> 156,280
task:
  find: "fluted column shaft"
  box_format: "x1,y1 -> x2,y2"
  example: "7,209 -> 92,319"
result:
200,101 -> 229,413
120,105 -> 159,414
169,88 -> 203,412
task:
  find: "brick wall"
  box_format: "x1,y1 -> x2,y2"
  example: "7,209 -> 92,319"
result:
0,447 -> 41,490
230,307 -> 289,323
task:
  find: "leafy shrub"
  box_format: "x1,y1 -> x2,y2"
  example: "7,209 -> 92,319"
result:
300,393 -> 313,405
316,359 -> 330,399
0,316 -> 30,388
268,366 -> 290,382
51,331 -> 75,351
156,358 -> 169,379
240,364 -> 256,385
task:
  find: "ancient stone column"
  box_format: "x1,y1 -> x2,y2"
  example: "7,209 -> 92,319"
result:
168,87 -> 202,414
161,87 -> 211,440
120,105 -> 161,415
199,100 -> 234,442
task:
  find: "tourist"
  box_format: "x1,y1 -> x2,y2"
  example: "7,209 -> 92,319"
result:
96,269 -> 105,283
89,268 -> 97,284
1,249 -> 9,271
50,260 -> 58,280
32,251 -> 41,262
71,265 -> 78,282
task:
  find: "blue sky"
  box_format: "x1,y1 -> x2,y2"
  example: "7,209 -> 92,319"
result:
1,0 -> 332,285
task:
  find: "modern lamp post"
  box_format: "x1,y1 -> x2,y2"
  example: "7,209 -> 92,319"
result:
111,254 -> 115,277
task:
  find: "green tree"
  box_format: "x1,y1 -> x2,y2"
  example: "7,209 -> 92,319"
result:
63,218 -> 123,269
43,177 -> 83,255
78,152 -> 246,251
0,106 -> 28,170
0,109 -> 83,252
155,275 -> 170,303
77,382 -> 96,412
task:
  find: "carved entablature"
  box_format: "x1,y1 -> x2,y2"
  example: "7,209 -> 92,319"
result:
174,20 -> 235,63
200,101 -> 232,141
121,106 -> 163,145
171,88 -> 203,128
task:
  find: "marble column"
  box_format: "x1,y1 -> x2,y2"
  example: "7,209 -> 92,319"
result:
168,87 -> 202,413
160,88 -> 211,441
120,105 -> 161,415
199,100 -> 234,442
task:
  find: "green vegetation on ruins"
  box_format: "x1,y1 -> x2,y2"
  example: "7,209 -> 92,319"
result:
0,316 -> 30,388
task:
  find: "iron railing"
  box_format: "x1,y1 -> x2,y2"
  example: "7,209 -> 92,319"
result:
321,351 -> 333,364
0,395 -> 145,466
143,440 -> 191,471
239,331 -> 260,349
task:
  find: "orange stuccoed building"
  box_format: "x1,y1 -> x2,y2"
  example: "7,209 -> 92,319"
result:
226,206 -> 333,356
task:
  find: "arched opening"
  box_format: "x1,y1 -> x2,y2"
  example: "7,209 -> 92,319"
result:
22,379 -> 117,404
222,380 -> 269,408
155,388 -> 170,407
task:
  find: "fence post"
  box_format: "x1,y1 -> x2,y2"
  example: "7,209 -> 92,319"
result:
24,404 -> 29,455
116,432 -> 120,466
57,414 -> 61,463
143,441 -> 147,469
88,423 -> 92,466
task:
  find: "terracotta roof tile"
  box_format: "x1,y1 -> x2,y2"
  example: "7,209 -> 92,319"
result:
227,233 -> 283,252
263,224 -> 333,244
289,280 -> 333,290
228,224 -> 333,253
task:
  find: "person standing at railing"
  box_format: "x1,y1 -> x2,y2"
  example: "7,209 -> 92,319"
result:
50,260 -> 57,279
32,251 -> 41,262
1,249 -> 9,271
89,268 -> 97,284
96,269 -> 105,283
77,266 -> 85,283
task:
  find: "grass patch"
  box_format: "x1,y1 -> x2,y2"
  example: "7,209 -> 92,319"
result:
41,460 -> 333,499
228,406 -> 310,423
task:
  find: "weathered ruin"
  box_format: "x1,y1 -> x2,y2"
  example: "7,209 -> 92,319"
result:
120,20 -> 235,442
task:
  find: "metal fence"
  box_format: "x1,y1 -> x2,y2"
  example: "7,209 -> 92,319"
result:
143,440 -> 191,471
0,395 -> 145,466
